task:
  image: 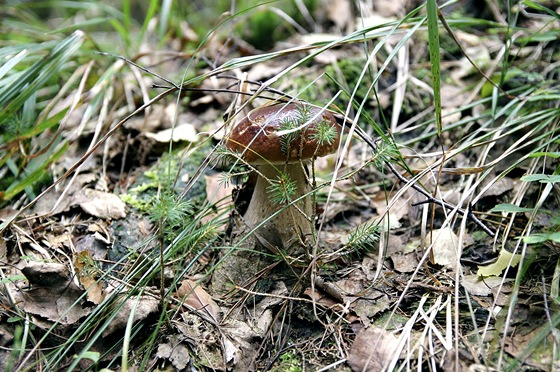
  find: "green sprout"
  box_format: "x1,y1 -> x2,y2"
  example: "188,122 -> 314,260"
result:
267,173 -> 297,205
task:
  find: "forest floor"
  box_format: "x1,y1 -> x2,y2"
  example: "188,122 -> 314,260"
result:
1,0 -> 560,371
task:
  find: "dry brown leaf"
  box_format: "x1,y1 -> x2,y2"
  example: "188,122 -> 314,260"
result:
303,288 -> 340,309
73,250 -> 105,304
78,189 -> 126,219
17,262 -> 91,325
390,252 -> 420,273
102,293 -> 159,337
177,279 -> 222,322
347,326 -> 401,371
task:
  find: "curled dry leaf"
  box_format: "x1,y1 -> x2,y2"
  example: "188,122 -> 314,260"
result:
177,279 -> 222,322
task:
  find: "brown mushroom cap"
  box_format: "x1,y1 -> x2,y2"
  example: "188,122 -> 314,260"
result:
226,103 -> 340,164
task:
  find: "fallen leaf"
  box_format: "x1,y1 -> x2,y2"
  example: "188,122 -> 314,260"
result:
462,275 -> 512,296
347,327 -> 401,371
156,334 -> 191,370
481,177 -> 515,197
426,227 -> 461,271
177,279 -> 222,322
352,294 -> 391,323
74,250 -> 105,304
18,262 -> 91,325
371,192 -> 413,230
390,251 -> 420,273
144,123 -> 198,142
21,261 -> 70,288
102,293 -> 159,337
303,288 -> 340,309
78,189 -> 126,219
477,248 -> 521,277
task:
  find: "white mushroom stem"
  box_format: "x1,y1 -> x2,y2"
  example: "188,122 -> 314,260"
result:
243,163 -> 314,250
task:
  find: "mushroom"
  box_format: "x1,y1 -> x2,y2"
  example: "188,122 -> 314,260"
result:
226,103 -> 340,250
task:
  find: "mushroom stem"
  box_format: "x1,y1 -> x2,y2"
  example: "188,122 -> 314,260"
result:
244,163 -> 314,251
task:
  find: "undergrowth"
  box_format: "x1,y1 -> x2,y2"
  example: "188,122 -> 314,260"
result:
0,0 -> 559,370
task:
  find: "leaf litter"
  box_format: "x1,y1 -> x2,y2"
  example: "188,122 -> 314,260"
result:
1,1 -> 559,370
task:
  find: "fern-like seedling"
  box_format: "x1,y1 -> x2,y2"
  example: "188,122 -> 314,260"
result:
371,141 -> 399,170
343,221 -> 381,254
267,173 -> 297,205
278,104 -> 315,157
279,115 -> 301,157
310,117 -> 339,147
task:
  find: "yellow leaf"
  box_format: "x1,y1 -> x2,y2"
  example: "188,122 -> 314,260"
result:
477,249 -> 521,277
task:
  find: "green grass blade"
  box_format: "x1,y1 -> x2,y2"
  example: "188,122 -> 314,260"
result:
426,0 -> 442,135
1,142 -> 68,202
140,0 -> 160,43
523,0 -> 560,20
159,0 -> 173,39
0,50 -> 27,80
0,30 -> 84,122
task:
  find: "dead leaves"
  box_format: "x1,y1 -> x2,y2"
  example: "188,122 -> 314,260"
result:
176,279 -> 221,323
9,258 -> 159,342
426,227 -> 461,271
347,327 -> 401,372
74,250 -> 105,304
16,262 -> 91,325
78,189 -> 126,219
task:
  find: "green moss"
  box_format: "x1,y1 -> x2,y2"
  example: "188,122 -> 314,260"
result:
121,141 -> 213,214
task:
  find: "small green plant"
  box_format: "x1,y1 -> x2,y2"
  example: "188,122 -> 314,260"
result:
267,172 -> 298,205
343,220 -> 381,255
271,350 -> 303,372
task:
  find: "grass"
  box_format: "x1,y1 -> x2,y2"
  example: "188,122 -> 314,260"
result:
0,0 -> 559,370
